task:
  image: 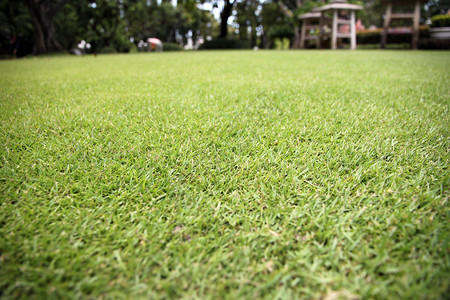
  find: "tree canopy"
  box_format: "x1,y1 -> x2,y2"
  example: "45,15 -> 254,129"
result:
0,0 -> 447,55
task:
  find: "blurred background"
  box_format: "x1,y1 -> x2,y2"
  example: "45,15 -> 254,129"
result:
1,0 -> 449,57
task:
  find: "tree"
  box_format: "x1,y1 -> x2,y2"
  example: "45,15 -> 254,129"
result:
234,0 -> 259,47
219,0 -> 236,38
126,0 -> 216,47
260,1 -> 290,48
74,0 -> 123,52
25,0 -> 70,54
177,6 -> 218,45
425,0 -> 450,17
276,0 -> 325,48
0,0 -> 34,56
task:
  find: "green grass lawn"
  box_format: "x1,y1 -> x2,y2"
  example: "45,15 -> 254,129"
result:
0,50 -> 449,299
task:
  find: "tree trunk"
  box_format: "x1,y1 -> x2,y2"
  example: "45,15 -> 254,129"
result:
29,10 -> 47,54
262,33 -> 271,49
219,0 -> 235,38
251,25 -> 257,48
26,0 -> 70,54
292,26 -> 301,48
278,0 -> 303,48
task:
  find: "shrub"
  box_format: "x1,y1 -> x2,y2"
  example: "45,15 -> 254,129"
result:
98,46 -> 117,54
274,38 -> 290,50
420,38 -> 450,49
163,42 -> 183,51
357,29 -> 383,44
198,38 -> 246,50
129,43 -> 139,53
357,26 -> 429,44
114,41 -> 132,53
431,14 -> 450,28
269,25 -> 295,39
112,34 -> 132,53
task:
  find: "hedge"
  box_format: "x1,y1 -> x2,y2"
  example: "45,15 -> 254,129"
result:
198,38 -> 248,50
357,26 -> 429,44
163,42 -> 183,51
431,14 -> 450,28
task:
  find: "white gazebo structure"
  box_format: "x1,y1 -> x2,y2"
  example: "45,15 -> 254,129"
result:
381,0 -> 425,50
299,12 -> 322,49
316,0 -> 362,50
298,11 -> 330,49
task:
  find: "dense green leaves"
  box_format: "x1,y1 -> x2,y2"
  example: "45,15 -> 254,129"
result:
0,0 -> 216,55
1,0 -> 448,54
431,13 -> 450,27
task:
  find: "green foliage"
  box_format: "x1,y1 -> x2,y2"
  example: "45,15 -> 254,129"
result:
98,45 -> 117,53
0,0 -> 33,40
234,0 -> 260,47
111,30 -> 133,53
0,0 -> 218,55
129,43 -> 139,53
431,14 -> 450,27
294,0 -> 321,16
357,27 -> 430,44
425,0 -> 450,17
0,51 -> 449,299
198,38 -> 247,49
269,24 -> 294,39
0,0 -> 34,56
126,0 -> 215,46
80,0 -> 124,52
54,4 -> 82,51
163,42 -> 183,51
357,0 -> 384,28
177,6 -> 217,46
357,29 -> 383,44
0,0 -> 444,54
273,37 -> 290,49
419,37 -> 450,49
260,2 -> 291,48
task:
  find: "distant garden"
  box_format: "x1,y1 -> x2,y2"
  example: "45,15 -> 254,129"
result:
1,0 -> 449,57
